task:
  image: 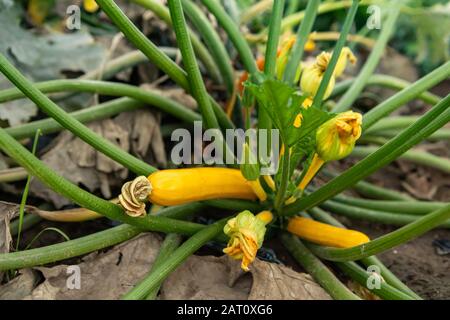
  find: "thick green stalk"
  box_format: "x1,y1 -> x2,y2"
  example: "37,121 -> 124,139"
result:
0,128 -> 232,244
307,207 -> 420,299
333,194 -> 444,215
352,146 -> 450,174
335,261 -> 417,300
320,200 -> 450,228
283,94 -> 450,215
0,80 -> 200,123
365,116 -> 428,133
130,0 -> 223,85
6,98 -> 143,140
333,1 -> 402,112
168,0 -> 219,130
369,129 -> 450,142
250,0 -> 375,42
321,169 -> 414,201
201,0 -> 257,73
239,0 -> 273,25
143,233 -> 183,300
122,218 -> 227,300
363,61 -> 450,130
331,74 -> 441,105
81,48 -> 178,81
263,0 -> 284,76
286,0 -> 302,16
0,204 -> 202,271
313,0 -> 359,107
0,55 -> 156,176
181,0 -> 234,93
281,233 -> 360,300
259,0 -> 284,145
308,203 -> 450,262
16,130 -> 40,250
95,0 -> 234,130
274,153 -> 290,212
283,0 -> 320,84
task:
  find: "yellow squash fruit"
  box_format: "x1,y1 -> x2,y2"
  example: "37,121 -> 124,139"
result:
287,217 -> 370,248
147,168 -> 258,206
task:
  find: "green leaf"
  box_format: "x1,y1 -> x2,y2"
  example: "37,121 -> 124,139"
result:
246,77 -> 333,147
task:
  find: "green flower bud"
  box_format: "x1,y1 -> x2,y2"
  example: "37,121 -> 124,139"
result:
316,111 -> 363,162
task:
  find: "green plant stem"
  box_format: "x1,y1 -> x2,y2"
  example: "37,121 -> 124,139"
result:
363,61 -> 450,130
333,194 -> 444,215
16,130 -> 40,250
122,218 -> 227,300
286,0 -> 302,16
283,0 -> 319,84
0,204 -> 203,271
308,203 -> 450,262
332,1 -> 402,112
95,0 -> 234,131
0,55 -> 156,176
274,153 -> 290,212
307,207 -> 421,299
201,0 -> 257,73
331,74 -> 441,105
250,0 -> 375,42
81,48 -> 178,81
335,261 -> 416,300
239,0 -> 273,25
168,0 -> 236,164
368,129 -> 450,142
6,98 -> 143,140
144,233 -> 183,299
321,169 -> 414,201
259,0 -> 285,145
313,0 -> 359,108
365,116 -> 427,132
281,0 -> 375,33
168,0 -> 219,130
283,94 -> 450,216
181,0 -> 234,93
281,232 -> 360,300
352,146 -> 450,174
0,127 -> 235,244
320,200 -> 450,228
263,0 -> 284,77
131,0 -> 222,84
0,80 -> 200,123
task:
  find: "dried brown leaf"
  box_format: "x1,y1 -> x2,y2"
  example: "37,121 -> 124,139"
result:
24,233 -> 162,300
160,255 -> 331,300
29,109 -> 165,208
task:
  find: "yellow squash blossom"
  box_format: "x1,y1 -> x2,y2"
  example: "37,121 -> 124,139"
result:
223,210 -> 273,271
290,111 -> 362,200
334,47 -> 357,77
276,35 -> 315,80
316,110 -> 362,162
300,52 -> 336,101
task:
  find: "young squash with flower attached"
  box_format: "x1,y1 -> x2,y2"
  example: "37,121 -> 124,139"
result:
223,210 -> 273,271
287,217 -> 370,248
